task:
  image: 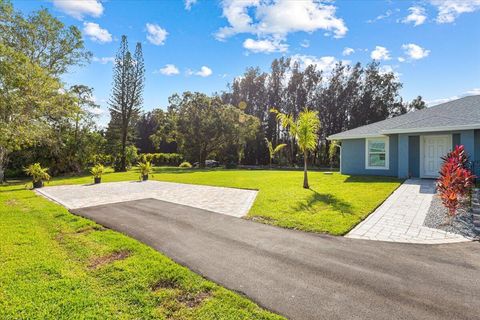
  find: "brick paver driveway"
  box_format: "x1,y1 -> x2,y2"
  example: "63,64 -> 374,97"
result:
36,180 -> 257,217
347,179 -> 468,244
71,199 -> 480,320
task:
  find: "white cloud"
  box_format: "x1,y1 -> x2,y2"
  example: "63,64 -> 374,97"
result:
402,6 -> 427,26
215,0 -> 347,52
243,38 -> 288,53
52,0 -> 103,20
92,56 -> 115,64
466,88 -> 480,95
189,66 -> 212,77
426,96 -> 459,106
146,23 -> 168,45
430,0 -> 480,23
290,54 -> 339,73
367,9 -> 396,23
300,39 -> 310,48
427,87 -> 480,106
185,0 -> 197,10
402,43 -> 430,60
370,46 -> 391,60
87,106 -> 105,115
398,57 -> 406,62
379,65 -> 394,73
156,64 -> 180,76
342,47 -> 355,56
83,22 -> 112,43
376,64 -> 402,79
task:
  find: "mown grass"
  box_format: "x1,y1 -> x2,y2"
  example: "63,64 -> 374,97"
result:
45,167 -> 402,235
0,184 -> 284,319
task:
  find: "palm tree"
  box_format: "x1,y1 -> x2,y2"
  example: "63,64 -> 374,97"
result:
272,108 -> 320,188
265,138 -> 287,168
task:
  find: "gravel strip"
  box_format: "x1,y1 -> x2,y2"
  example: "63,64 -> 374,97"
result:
424,194 -> 479,240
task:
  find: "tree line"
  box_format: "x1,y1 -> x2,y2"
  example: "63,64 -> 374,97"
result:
0,1 -> 99,180
218,58 -> 425,166
142,58 -> 426,168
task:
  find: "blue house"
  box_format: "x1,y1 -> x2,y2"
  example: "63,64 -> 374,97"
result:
328,95 -> 480,178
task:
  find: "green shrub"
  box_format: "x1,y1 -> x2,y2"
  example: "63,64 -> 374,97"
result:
90,154 -> 113,166
225,162 -> 238,169
112,158 -> 123,172
113,146 -> 139,171
125,146 -> 138,167
138,161 -> 153,178
138,153 -> 184,166
179,161 -> 192,168
23,163 -> 50,182
90,164 -> 105,178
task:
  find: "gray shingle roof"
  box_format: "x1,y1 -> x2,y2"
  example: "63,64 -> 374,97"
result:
328,95 -> 480,140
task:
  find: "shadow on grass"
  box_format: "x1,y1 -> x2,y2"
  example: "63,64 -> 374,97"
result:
294,188 -> 354,215
344,175 -> 403,184
0,185 -> 29,193
152,167 -> 222,174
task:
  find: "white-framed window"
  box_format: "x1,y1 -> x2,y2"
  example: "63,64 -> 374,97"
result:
365,137 -> 389,170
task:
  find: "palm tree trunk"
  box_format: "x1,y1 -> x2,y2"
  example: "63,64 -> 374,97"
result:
0,146 -> 6,183
303,151 -> 309,189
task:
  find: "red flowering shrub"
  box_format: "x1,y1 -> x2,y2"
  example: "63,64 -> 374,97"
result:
437,145 -> 475,218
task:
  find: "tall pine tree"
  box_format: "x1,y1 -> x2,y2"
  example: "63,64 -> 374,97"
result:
107,36 -> 145,171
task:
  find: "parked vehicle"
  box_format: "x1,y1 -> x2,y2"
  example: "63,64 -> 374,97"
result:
193,160 -> 220,168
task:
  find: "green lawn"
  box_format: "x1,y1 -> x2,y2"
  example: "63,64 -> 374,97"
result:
47,167 -> 402,235
0,184 -> 284,319
1,168 -> 400,318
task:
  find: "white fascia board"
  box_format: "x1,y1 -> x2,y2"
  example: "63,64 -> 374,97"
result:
328,124 -> 480,140
381,124 -> 480,134
327,133 -> 388,140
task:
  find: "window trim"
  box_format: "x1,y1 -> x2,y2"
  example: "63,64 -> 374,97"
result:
365,136 -> 389,170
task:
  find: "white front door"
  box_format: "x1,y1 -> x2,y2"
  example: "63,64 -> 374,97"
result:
421,135 -> 452,178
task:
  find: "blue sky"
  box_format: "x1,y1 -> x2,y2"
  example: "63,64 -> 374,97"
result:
14,0 -> 480,125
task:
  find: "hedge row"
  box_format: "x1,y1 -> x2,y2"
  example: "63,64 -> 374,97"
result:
137,153 -> 184,166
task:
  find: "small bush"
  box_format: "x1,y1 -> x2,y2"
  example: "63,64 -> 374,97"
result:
125,146 -> 139,167
179,161 -> 192,168
90,164 -> 105,178
112,146 -> 139,171
138,153 -> 154,163
225,162 -> 237,169
90,154 -> 113,166
23,163 -> 50,182
138,161 -> 153,175
437,145 -> 475,219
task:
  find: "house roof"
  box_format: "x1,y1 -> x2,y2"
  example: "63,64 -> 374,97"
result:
327,95 -> 480,140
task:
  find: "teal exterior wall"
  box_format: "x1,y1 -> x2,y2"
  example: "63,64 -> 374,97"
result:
339,130 -> 477,178
408,136 -> 420,178
475,130 -> 480,161
474,130 -> 480,177
459,130 -> 475,161
340,135 -> 398,176
398,134 -> 409,178
453,133 -> 461,147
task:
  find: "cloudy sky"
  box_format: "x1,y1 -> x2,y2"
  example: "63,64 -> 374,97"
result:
15,0 -> 480,124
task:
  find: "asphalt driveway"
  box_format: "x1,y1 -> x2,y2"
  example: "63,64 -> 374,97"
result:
72,199 -> 480,320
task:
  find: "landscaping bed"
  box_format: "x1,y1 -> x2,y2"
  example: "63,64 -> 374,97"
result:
424,194 -> 479,240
